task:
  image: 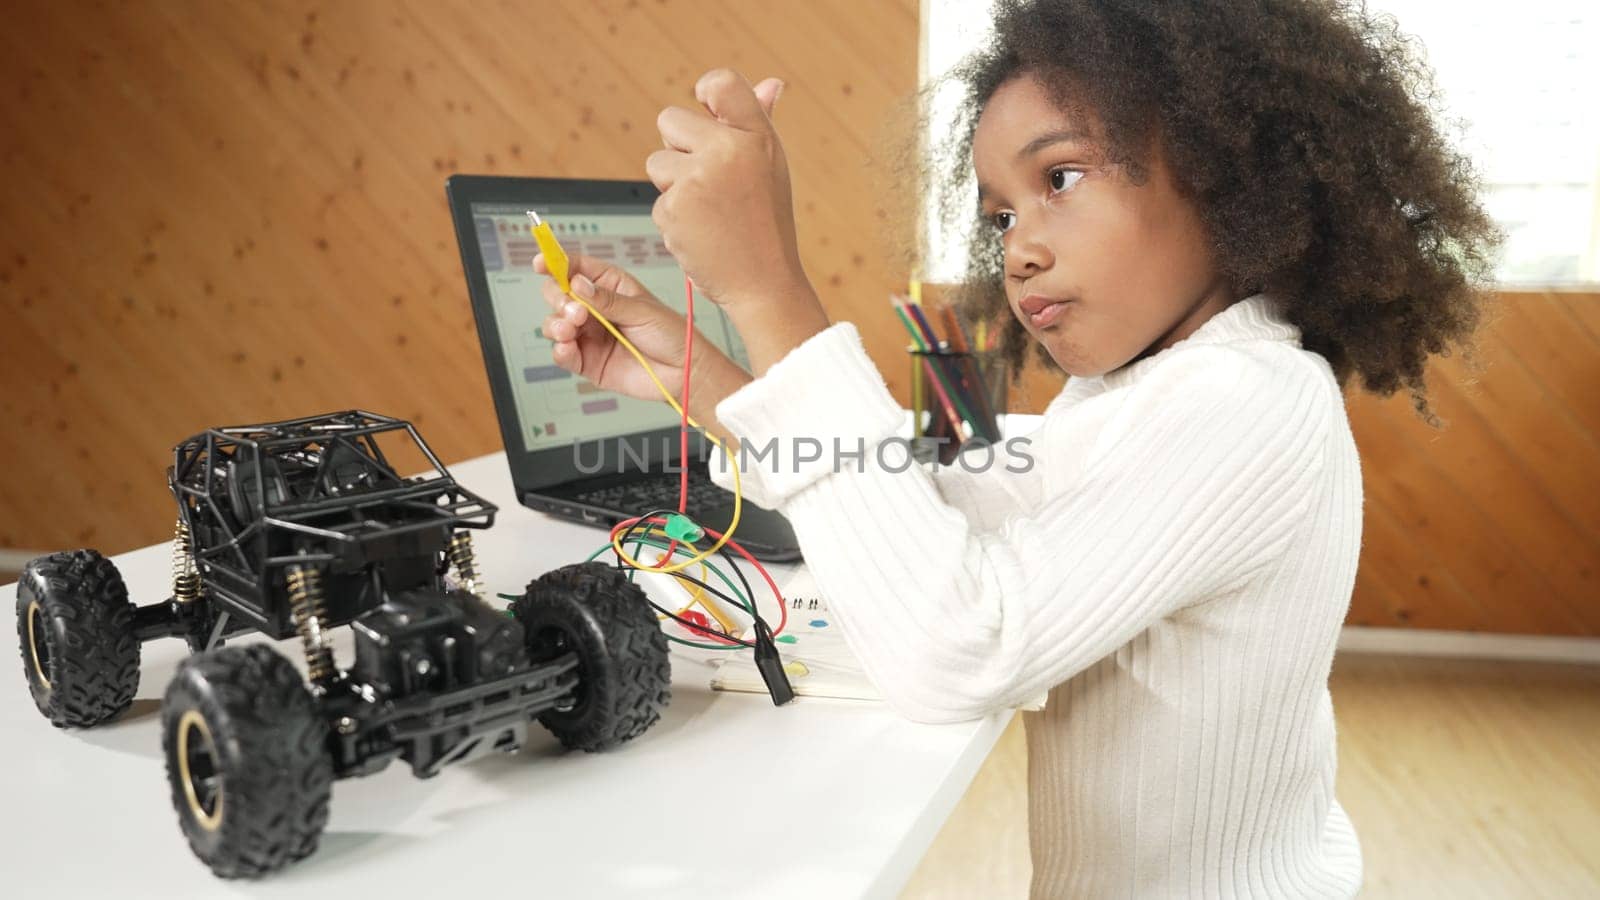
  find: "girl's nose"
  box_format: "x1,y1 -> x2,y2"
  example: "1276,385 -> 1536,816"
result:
1004,220 -> 1054,278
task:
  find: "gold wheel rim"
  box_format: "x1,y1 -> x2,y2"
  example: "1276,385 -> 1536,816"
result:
177,709 -> 224,832
25,600 -> 50,689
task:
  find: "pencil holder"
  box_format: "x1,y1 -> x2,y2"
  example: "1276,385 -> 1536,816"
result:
909,349 -> 1009,465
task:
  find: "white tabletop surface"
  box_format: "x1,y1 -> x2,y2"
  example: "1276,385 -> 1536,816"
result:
2,450 -> 1013,899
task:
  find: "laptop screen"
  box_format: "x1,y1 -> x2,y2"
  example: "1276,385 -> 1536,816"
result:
467,201 -> 751,454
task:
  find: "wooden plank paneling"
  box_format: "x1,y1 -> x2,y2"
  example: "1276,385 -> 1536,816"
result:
0,0 -> 919,554
1344,291 -> 1600,635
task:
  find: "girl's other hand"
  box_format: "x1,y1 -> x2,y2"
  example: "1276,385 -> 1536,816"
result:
646,69 -> 811,310
535,252 -> 750,434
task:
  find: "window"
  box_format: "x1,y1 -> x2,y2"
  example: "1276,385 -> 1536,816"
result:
920,0 -> 1600,285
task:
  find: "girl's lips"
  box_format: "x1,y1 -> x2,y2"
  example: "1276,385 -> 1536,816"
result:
1021,295 -> 1072,329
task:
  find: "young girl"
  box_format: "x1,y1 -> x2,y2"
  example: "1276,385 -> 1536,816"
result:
535,0 -> 1498,895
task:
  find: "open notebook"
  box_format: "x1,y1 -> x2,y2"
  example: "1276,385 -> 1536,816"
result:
709,568 -> 1046,711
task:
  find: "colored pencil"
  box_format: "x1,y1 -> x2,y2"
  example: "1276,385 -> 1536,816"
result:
939,305 -> 971,353
891,299 -> 926,351
904,301 -> 943,350
891,297 -> 971,440
927,304 -> 1001,439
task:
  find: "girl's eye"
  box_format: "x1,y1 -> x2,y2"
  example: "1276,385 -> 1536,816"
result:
1050,168 -> 1083,193
991,211 -> 1016,233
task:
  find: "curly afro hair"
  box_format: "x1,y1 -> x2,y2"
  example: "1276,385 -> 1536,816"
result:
918,0 -> 1503,419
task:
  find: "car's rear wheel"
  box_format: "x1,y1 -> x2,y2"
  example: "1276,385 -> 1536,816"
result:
16,549 -> 140,727
513,562 -> 671,752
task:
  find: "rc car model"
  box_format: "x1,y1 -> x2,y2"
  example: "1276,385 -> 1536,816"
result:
16,410 -> 671,877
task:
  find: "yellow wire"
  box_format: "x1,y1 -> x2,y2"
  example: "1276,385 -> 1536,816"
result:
529,213 -> 743,573
665,568 -> 741,634
625,521 -> 762,647
653,555 -> 713,619
679,579 -> 741,634
629,536 -> 738,633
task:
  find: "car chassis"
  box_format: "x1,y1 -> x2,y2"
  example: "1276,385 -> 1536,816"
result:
17,410 -> 671,877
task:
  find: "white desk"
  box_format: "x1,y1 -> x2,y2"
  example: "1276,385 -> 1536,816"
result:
2,451 -> 1012,899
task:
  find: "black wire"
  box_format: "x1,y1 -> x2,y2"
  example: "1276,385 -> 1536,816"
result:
656,562 -> 755,617
714,540 -> 759,621
614,508 -> 679,587
614,508 -> 679,571
609,510 -> 756,647
645,593 -> 756,649
634,548 -> 760,646
609,509 -> 779,652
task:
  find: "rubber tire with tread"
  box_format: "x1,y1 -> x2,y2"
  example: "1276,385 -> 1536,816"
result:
513,562 -> 671,752
16,549 -> 140,727
161,643 -> 333,878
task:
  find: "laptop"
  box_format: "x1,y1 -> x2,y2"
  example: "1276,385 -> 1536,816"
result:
445,175 -> 802,562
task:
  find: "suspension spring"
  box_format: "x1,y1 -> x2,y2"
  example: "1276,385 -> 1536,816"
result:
285,563 -> 336,686
448,530 -> 482,597
171,517 -> 201,604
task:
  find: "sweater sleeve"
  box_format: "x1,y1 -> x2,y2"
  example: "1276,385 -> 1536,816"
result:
706,323 -> 1035,531
709,323 -> 1330,723
925,450 -> 1038,533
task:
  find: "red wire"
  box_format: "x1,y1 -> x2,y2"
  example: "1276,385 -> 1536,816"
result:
623,278 -> 786,647
651,275 -> 696,569
695,522 -> 787,638
611,515 -> 788,638
679,275 -> 693,518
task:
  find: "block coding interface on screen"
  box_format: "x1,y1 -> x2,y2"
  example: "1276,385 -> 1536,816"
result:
471,202 -> 751,454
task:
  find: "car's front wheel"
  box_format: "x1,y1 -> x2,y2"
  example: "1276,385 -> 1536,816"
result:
513,562 -> 671,752
161,644 -> 332,878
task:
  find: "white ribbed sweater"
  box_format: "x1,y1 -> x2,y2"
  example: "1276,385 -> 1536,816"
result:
708,295 -> 1364,898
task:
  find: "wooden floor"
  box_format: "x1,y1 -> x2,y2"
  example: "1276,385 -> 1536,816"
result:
900,653 -> 1600,898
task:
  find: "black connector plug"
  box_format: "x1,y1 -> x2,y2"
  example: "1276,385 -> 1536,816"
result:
751,619 -> 794,706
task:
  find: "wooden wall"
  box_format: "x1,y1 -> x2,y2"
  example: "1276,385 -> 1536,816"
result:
1343,290 -> 1600,636
1,3 -> 1594,635
0,0 -> 920,551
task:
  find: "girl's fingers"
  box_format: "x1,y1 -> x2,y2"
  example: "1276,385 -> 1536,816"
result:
656,105 -> 718,152
566,254 -> 638,294
694,68 -> 771,133
550,339 -> 580,371
568,272 -> 659,327
645,148 -> 691,192
543,314 -> 575,342
536,250 -> 657,315
540,275 -> 567,311
544,250 -> 645,296
752,77 -> 784,120
561,301 -> 588,326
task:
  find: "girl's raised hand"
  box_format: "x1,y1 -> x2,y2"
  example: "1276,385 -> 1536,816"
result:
645,69 -> 810,310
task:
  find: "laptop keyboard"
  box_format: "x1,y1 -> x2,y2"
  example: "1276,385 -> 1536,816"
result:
570,469 -> 730,515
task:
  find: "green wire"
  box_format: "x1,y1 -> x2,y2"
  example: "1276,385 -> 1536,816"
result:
498,535 -> 757,651
593,535 -> 756,651
587,535 -> 753,610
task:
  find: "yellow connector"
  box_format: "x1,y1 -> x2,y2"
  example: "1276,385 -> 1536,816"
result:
526,210 -> 570,293
523,208 -> 747,575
